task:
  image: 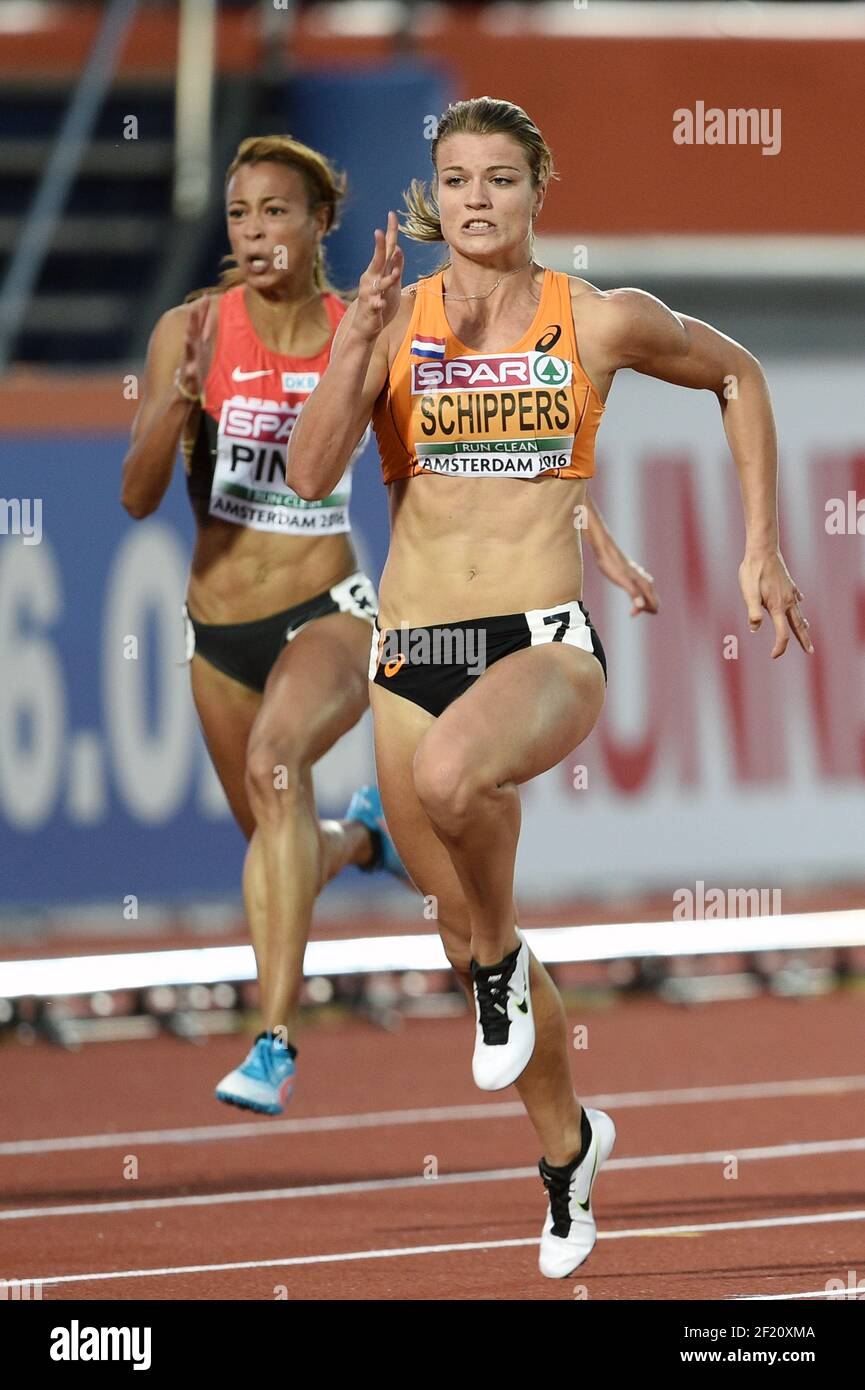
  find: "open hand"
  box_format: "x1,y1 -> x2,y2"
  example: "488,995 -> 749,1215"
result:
738,548 -> 813,658
354,211 -> 405,342
176,297 -> 213,400
594,543 -> 660,616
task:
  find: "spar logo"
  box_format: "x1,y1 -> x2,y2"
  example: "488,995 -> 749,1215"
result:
533,355 -> 569,386
220,396 -> 299,444
412,351 -> 572,394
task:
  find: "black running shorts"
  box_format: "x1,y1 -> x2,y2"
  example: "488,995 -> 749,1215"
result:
183,570 -> 378,693
369,597 -> 607,718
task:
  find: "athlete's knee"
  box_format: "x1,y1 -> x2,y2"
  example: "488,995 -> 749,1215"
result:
412,738 -> 484,834
244,741 -> 307,818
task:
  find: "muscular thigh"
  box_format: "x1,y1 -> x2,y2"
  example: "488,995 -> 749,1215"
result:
370,683 -> 471,969
435,642 -> 605,787
190,654 -> 260,839
249,611 -> 372,766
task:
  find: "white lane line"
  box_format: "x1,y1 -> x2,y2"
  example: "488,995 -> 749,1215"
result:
729,1289 -> 865,1301
3,1136 -> 864,1222
3,1073 -> 864,1158
1,1167 -> 535,1221
20,1208 -> 865,1289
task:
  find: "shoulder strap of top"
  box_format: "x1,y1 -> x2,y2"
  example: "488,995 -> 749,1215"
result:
217,283 -> 245,333
388,277 -> 442,372
411,270 -> 449,337
201,287 -> 238,410
549,269 -> 604,405
550,269 -> 574,323
322,292 -> 347,334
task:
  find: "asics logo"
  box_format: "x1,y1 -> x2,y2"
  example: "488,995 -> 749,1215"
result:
384,653 -> 407,677
535,324 -> 562,353
232,367 -> 274,382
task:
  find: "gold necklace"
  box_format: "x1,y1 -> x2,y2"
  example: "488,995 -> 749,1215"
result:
443,260 -> 536,302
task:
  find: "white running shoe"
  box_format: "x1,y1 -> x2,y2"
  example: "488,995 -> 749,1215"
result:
538,1107 -> 617,1278
470,930 -> 535,1091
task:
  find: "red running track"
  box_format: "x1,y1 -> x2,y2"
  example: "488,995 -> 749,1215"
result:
1,992 -> 864,1300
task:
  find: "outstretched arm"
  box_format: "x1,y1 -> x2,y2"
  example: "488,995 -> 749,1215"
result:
592,290 -> 812,658
584,491 -> 659,616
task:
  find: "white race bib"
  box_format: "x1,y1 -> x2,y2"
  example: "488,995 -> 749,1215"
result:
209,393 -> 361,534
414,435 -> 575,478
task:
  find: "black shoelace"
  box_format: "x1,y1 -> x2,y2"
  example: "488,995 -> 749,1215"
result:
471,946 -> 521,1045
538,1158 -> 576,1238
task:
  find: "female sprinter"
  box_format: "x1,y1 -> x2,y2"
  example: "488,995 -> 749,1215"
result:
120,135 -> 410,1116
123,132 -> 656,1121
286,98 -> 813,1278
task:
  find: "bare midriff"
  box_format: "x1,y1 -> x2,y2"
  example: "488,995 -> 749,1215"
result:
187,525 -> 357,624
378,472 -> 587,628
376,275 -> 601,628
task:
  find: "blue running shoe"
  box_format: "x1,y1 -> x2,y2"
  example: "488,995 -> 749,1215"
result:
345,784 -> 408,880
215,1033 -> 297,1115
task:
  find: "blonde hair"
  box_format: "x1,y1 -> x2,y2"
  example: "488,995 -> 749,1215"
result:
402,97 -> 557,270
186,134 -> 348,302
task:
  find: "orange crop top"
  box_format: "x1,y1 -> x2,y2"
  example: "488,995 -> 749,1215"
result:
372,267 -> 604,483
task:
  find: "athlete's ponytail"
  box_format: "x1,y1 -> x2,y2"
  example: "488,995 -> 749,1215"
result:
185,134 -> 348,303
401,97 -> 557,270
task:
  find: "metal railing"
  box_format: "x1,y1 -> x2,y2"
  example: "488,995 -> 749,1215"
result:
0,0 -> 139,372
173,0 -> 217,220
2,909 -> 863,999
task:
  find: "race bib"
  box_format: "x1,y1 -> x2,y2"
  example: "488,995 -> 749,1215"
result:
415,436 -> 575,477
209,392 -> 360,534
410,350 -> 580,480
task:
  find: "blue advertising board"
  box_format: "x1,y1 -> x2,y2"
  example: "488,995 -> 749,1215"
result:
0,433 -> 391,906
0,63 -> 456,907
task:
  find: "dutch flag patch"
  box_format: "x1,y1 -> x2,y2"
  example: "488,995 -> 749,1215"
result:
410,336 -> 446,360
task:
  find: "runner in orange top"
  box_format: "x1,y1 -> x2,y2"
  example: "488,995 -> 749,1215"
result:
374,260 -> 603,483
122,129 -> 657,1120
286,97 -> 812,1279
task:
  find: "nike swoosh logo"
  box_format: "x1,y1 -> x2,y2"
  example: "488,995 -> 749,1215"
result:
577,1147 -> 600,1211
512,959 -> 529,1013
232,368 -> 274,382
